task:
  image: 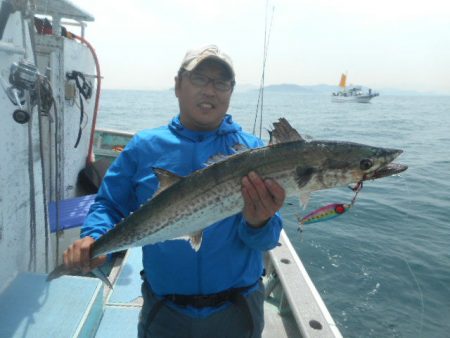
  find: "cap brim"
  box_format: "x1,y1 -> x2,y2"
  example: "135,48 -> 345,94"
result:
184,55 -> 235,79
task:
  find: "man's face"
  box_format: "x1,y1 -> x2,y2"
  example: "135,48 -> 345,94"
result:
175,59 -> 233,131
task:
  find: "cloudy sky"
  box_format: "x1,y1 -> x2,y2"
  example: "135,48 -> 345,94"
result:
72,0 -> 450,94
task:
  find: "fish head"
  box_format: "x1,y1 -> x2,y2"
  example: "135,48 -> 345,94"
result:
343,143 -> 407,181
350,142 -> 404,175
296,141 -> 407,190
340,142 -> 406,182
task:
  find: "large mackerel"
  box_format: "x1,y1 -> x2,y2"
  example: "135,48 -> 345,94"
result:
48,119 -> 407,279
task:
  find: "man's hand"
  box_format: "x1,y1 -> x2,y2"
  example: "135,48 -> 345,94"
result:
241,171 -> 286,227
63,236 -> 107,274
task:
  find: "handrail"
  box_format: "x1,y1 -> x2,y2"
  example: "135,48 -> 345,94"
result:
268,230 -> 342,338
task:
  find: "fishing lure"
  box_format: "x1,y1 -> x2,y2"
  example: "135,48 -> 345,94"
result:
297,181 -> 363,231
299,203 -> 351,226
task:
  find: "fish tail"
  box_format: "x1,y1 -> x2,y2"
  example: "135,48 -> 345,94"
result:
47,263 -> 68,280
91,267 -> 114,289
47,264 -> 113,289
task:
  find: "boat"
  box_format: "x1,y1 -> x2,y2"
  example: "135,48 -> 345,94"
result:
332,73 -> 379,103
0,1 -> 342,337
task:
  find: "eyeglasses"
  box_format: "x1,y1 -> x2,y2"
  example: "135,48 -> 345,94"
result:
184,71 -> 234,92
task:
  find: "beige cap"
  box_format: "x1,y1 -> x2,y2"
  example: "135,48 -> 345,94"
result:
180,45 -> 235,80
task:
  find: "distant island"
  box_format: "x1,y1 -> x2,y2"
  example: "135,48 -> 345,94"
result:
234,83 -> 446,96
111,84 -> 447,96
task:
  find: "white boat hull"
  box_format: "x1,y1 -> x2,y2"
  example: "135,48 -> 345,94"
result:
332,77 -> 379,103
0,0 -> 97,286
331,94 -> 377,103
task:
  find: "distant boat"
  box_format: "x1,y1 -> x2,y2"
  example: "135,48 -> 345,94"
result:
332,73 -> 379,103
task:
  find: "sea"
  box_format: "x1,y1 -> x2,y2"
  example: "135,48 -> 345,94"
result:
97,89 -> 450,338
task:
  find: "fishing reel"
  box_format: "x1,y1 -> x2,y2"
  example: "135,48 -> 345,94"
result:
9,60 -> 39,91
12,109 -> 30,124
5,59 -> 51,124
2,84 -> 29,124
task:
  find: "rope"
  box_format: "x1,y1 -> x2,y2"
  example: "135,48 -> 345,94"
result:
54,87 -> 62,266
26,93 -> 37,271
66,71 -> 92,148
71,34 -> 102,165
37,78 -> 51,272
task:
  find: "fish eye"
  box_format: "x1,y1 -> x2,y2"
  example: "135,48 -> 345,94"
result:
360,159 -> 373,170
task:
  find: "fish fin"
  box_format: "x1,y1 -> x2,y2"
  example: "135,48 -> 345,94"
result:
47,264 -> 113,288
189,231 -> 203,252
91,267 -> 114,289
205,153 -> 229,166
153,167 -> 183,196
300,193 -> 310,210
172,231 -> 204,252
231,143 -> 249,153
269,118 -> 304,145
204,144 -> 249,166
295,166 -> 315,189
47,263 -> 70,282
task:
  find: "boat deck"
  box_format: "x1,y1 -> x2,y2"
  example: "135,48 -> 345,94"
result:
0,179 -> 340,337
0,273 -> 103,338
96,248 -> 302,337
0,178 -> 340,337
0,248 -> 301,338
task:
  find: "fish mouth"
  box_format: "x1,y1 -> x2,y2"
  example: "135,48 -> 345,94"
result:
382,148 -> 403,163
391,149 -> 404,160
365,162 -> 408,180
364,147 -> 404,173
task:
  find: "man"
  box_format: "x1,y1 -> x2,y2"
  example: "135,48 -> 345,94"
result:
64,45 -> 286,337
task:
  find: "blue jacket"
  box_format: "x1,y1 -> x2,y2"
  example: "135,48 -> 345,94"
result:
81,115 -> 283,317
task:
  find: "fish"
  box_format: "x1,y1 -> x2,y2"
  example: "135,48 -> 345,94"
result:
47,118 -> 407,282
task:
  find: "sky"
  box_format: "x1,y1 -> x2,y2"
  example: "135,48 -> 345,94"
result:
70,0 -> 450,94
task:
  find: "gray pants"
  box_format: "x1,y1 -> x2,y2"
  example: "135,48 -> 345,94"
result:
138,281 -> 265,338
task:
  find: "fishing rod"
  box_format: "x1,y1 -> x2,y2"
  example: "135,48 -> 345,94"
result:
253,1 -> 275,138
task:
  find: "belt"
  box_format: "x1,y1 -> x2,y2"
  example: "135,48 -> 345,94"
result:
163,282 -> 258,308
142,278 -> 258,337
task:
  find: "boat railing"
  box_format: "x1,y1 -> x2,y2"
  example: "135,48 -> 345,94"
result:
264,230 -> 342,337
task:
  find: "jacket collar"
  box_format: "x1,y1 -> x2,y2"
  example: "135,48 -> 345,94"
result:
169,114 -> 241,141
